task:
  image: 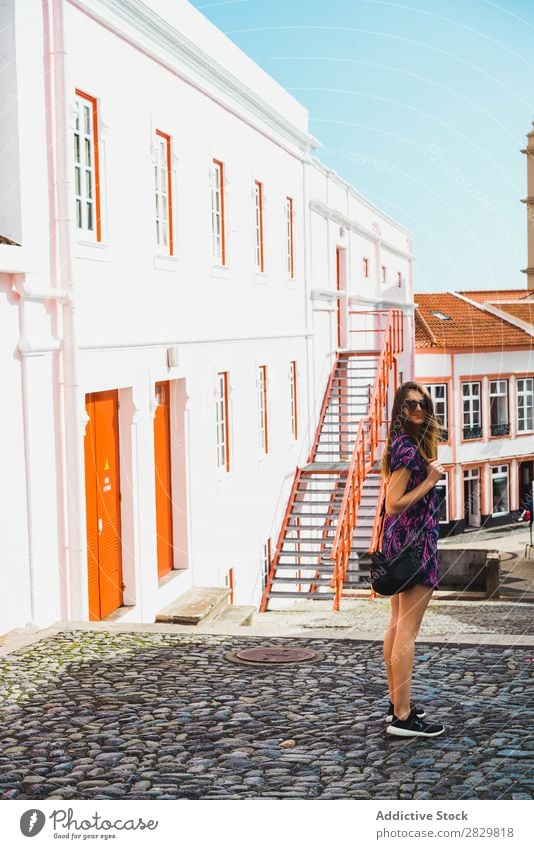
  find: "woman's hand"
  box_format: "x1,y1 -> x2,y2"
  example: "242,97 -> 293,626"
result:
426,459 -> 445,485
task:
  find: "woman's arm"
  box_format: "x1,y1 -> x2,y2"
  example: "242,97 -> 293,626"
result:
385,467 -> 434,516
386,459 -> 444,516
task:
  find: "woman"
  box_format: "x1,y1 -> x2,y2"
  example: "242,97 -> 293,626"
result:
379,382 -> 446,738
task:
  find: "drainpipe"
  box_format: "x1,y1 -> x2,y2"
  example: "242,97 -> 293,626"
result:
407,253 -> 415,380
48,0 -> 87,619
302,154 -> 316,462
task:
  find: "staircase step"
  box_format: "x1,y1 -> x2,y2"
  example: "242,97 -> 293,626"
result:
212,604 -> 255,627
269,576 -> 335,586
279,549 -> 330,556
267,591 -> 336,600
293,499 -> 344,506
273,560 -> 360,571
302,462 -> 350,471
295,488 -> 346,494
288,505 -> 340,516
156,587 -> 230,625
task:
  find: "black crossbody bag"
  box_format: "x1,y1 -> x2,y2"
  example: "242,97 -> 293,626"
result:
369,501 -> 423,595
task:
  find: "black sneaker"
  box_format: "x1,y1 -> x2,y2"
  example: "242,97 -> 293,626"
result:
386,706 -> 445,737
386,701 -> 426,723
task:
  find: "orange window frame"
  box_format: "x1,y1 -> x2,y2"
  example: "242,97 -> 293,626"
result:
156,130 -> 174,256
259,365 -> 269,453
287,196 -> 294,278
213,159 -> 226,265
255,181 -> 264,272
218,371 -> 230,472
74,88 -> 102,242
362,257 -> 369,277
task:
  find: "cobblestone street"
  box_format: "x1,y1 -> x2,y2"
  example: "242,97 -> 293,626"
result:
0,628 -> 532,801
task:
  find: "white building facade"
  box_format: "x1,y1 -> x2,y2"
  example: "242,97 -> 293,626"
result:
0,0 -> 414,633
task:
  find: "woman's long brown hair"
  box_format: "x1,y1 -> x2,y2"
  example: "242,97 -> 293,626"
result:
380,381 -> 443,478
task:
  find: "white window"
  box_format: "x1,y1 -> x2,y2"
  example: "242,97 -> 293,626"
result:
517,378 -> 534,432
211,159 -> 226,264
74,91 -> 99,239
462,381 -> 482,439
286,196 -> 294,278
290,360 -> 298,439
258,365 -> 268,453
254,181 -> 264,272
155,131 -> 172,254
216,372 -> 229,470
490,379 -> 509,436
491,464 -> 509,515
426,384 -> 448,439
435,472 -> 449,523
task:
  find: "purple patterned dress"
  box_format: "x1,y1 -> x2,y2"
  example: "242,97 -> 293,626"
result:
381,429 -> 440,589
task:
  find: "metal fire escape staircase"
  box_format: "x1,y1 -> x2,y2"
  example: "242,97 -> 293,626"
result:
260,309 -> 403,612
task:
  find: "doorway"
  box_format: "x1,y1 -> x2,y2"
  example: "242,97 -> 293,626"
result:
84,390 -> 124,620
463,467 -> 481,528
519,460 -> 534,508
154,381 -> 174,578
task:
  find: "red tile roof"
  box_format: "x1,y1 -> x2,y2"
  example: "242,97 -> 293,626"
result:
493,303 -> 534,324
414,292 -> 533,349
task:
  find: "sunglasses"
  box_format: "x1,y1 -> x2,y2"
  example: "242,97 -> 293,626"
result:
403,399 -> 428,411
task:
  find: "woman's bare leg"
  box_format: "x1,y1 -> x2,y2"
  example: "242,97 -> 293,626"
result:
383,593 -> 400,702
391,584 -> 434,720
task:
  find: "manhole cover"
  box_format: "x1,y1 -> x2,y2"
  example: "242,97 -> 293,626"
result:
226,646 -> 321,666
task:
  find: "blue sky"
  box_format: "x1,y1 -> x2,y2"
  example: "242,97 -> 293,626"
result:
190,0 -> 534,294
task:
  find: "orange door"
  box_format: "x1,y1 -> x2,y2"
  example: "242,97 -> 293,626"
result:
154,381 -> 174,577
84,390 -> 123,620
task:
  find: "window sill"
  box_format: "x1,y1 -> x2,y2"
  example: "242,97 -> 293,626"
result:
74,238 -> 111,262
254,272 -> 268,285
154,254 -> 180,272
211,263 -> 230,280
285,277 -> 298,289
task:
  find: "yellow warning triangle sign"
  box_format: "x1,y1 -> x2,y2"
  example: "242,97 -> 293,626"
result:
104,457 -> 110,471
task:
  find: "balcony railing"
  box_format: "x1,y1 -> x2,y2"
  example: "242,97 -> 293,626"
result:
463,425 -> 482,440
490,422 -> 510,437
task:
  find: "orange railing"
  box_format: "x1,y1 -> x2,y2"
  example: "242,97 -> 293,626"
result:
347,308 -> 404,354
328,309 -> 403,610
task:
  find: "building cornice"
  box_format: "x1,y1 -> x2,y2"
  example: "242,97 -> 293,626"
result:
349,294 -> 415,313
309,158 -> 412,238
69,0 -> 321,155
309,199 -> 412,260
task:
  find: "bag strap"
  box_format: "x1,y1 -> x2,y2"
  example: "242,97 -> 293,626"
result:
369,497 -> 387,600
